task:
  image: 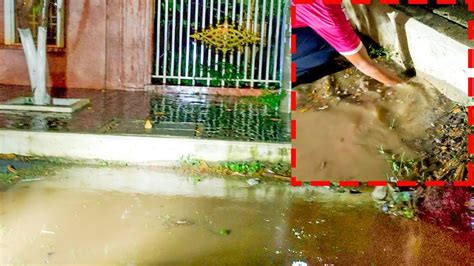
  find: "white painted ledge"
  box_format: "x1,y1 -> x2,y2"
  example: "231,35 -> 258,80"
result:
0,97 -> 90,113
0,130 -> 290,165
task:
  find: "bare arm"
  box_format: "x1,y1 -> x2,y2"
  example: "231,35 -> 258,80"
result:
344,46 -> 402,86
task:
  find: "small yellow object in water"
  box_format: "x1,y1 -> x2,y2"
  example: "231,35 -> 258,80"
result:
7,165 -> 17,175
144,119 -> 153,129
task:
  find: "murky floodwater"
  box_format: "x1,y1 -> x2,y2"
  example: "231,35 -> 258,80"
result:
293,66 -> 453,181
1,166 -> 472,264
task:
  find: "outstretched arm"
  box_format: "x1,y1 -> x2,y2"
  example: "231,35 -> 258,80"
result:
344,45 -> 402,86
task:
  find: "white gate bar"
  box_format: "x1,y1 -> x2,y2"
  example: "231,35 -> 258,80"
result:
273,0 -> 283,81
214,0 -> 222,74
250,0 -> 260,88
206,0 -> 215,86
56,0 -> 65,47
257,0 -> 267,85
199,0 -> 207,81
265,0 -> 275,84
220,0 -> 230,87
4,0 -> 15,45
170,0 -> 177,78
242,0 -> 252,82
177,0 -> 185,83
192,0 -> 199,85
235,0 -> 245,88
155,0 -> 162,76
163,0 -> 169,83
185,1 -> 192,79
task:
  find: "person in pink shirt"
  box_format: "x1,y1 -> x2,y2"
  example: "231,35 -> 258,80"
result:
292,0 -> 402,85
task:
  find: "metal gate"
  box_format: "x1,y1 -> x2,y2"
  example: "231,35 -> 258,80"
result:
153,0 -> 288,89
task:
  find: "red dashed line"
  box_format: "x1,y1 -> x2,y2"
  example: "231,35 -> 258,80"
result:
290,2 -> 474,188
408,0 -> 428,4
436,0 -> 456,4
368,181 -> 388,187
468,135 -> 474,154
291,148 -> 297,168
453,163 -> 474,187
396,181 -> 418,187
290,120 -> 297,139
469,78 -> 474,97
424,181 -> 446,187
339,181 -> 360,187
380,0 -> 400,3
469,49 -> 473,68
291,6 -> 296,25
293,0 -> 314,4
291,177 -> 302,187
321,0 -> 342,4
311,181 -> 331,186
352,0 -> 371,4
468,106 -> 474,126
291,34 -> 296,54
469,20 -> 474,40
291,63 -> 296,83
467,0 -> 474,11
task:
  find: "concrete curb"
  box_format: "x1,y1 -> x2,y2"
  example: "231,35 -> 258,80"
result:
344,1 -> 474,104
0,130 -> 290,165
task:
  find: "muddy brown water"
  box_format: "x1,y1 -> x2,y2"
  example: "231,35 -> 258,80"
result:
293,67 -> 453,181
0,166 -> 472,265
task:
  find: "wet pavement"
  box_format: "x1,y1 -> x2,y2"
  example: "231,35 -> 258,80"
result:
0,85 -> 290,142
0,165 -> 473,264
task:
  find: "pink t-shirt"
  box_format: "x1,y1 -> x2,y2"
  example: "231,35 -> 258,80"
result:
292,0 -> 363,55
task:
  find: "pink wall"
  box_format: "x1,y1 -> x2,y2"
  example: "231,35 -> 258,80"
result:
0,0 -> 152,90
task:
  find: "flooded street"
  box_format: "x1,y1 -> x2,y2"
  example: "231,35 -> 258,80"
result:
1,166 -> 472,264
293,67 -> 453,181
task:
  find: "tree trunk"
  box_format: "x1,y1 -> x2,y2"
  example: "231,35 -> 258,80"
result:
16,0 -> 52,106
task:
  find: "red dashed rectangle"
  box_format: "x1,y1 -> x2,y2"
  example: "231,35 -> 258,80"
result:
322,0 -> 342,4
293,0 -> 314,3
290,0 -> 473,189
291,148 -> 297,168
453,163 -> 474,187
468,135 -> 474,154
368,181 -> 388,186
469,21 -> 474,40
291,35 -> 296,54
339,181 -> 359,187
469,78 -> 474,97
424,181 -> 446,187
291,6 -> 296,25
291,120 -> 296,139
467,0 -> 474,11
408,0 -> 428,4
436,0 -> 456,4
469,49 -> 474,68
468,106 -> 474,126
291,63 -> 296,83
291,91 -> 296,111
291,177 -> 302,187
396,181 -> 417,187
380,0 -> 400,4
311,181 -> 331,186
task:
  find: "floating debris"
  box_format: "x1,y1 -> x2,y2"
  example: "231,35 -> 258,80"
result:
218,228 -> 231,236
349,188 -> 361,194
246,178 -> 260,186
